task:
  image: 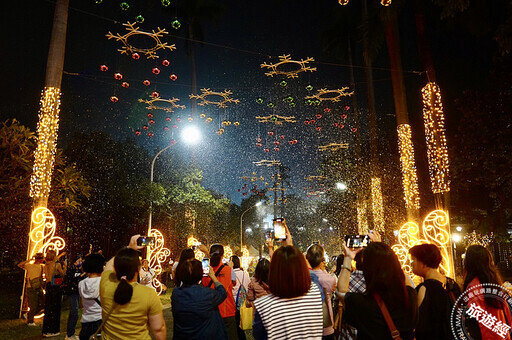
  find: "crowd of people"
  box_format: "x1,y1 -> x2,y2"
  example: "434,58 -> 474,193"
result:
17,219 -> 512,340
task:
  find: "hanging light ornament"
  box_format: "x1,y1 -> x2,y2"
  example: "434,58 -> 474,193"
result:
256,97 -> 264,104
148,132 -> 154,137
122,82 -> 129,88
161,0 -> 170,6
267,102 -> 275,108
120,2 -> 130,10
381,0 -> 392,6
114,73 -> 123,80
162,59 -> 170,66
132,53 -> 140,60
151,91 -> 160,98
172,20 -> 181,29
164,126 -> 169,131
110,96 -> 119,102
135,15 -> 144,23
306,84 -> 313,91
152,67 -> 161,75
280,80 -> 287,87
142,125 -> 148,130
100,65 -> 108,72
147,113 -> 153,118
338,0 -> 349,5
165,117 -> 171,122
149,119 -> 155,125
169,74 -> 178,81
135,130 -> 141,135
143,79 -> 151,86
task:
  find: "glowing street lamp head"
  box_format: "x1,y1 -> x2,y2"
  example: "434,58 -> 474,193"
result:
336,182 -> 347,191
452,233 -> 461,243
181,125 -> 201,144
255,201 -> 263,207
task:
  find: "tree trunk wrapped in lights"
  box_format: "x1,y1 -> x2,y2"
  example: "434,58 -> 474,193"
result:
397,124 -> 421,211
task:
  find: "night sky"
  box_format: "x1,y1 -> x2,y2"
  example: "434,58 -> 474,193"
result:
0,0 -> 498,205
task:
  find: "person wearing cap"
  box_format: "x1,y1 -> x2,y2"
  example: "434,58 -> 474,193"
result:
18,253 -> 45,326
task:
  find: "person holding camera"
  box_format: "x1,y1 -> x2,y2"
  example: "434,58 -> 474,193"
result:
99,235 -> 166,340
18,253 -> 45,326
172,258 -> 229,339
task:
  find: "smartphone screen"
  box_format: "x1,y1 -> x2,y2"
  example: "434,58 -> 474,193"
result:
344,235 -> 370,248
137,236 -> 156,246
273,218 -> 286,240
202,258 -> 210,275
265,231 -> 272,241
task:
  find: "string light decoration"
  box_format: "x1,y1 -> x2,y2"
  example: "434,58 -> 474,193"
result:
464,231 -> 494,249
30,87 -> 61,198
261,54 -> 317,78
253,160 -> 281,167
106,22 -> 176,59
357,201 -> 369,235
189,88 -> 239,108
138,96 -> 185,113
241,246 -> 250,269
318,142 -> 349,151
187,236 -> 205,260
239,174 -> 265,182
29,207 -> 65,259
391,210 -> 453,280
305,175 -> 327,181
305,87 -> 353,103
371,177 -> 384,232
397,124 -> 420,209
224,245 -> 233,262
421,82 -> 450,194
147,229 -> 170,295
255,114 -> 296,125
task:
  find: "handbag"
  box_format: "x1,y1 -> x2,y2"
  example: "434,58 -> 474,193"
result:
51,262 -> 64,286
373,293 -> 402,340
239,303 -> 254,330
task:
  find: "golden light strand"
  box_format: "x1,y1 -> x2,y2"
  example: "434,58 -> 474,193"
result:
30,87 -> 61,198
422,82 -> 450,194
187,236 -> 205,260
29,207 -> 65,258
357,201 -> 369,235
464,231 -> 493,249
397,124 -> 420,209
241,246 -> 250,270
392,210 -> 453,280
371,177 -> 385,232
148,229 -> 170,295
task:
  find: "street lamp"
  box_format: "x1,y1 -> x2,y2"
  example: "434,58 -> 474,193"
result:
336,182 -> 347,191
240,201 -> 263,249
181,125 -> 201,145
148,142 -> 174,234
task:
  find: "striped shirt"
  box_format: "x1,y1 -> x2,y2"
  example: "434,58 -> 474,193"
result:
254,283 -> 323,340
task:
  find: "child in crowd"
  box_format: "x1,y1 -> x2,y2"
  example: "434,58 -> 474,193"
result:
78,253 -> 104,340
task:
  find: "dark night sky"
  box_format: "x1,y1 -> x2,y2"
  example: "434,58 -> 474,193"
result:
0,0 -> 499,205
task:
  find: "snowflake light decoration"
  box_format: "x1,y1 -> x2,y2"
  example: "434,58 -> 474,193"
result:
138,96 -> 185,113
189,88 -> 239,108
318,142 -> 349,151
305,87 -> 354,102
253,160 -> 281,167
106,22 -> 176,59
261,54 -> 317,78
255,114 -> 296,125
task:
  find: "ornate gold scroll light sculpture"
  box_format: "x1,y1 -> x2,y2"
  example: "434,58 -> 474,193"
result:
147,229 -> 170,295
29,207 -> 66,258
391,209 -> 453,280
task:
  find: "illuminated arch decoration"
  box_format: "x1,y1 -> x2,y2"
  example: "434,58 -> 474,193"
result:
29,207 -> 65,259
255,114 -> 296,125
391,210 -> 453,280
421,82 -> 450,194
318,142 -> 349,151
106,22 -> 176,59
261,54 -> 317,78
30,87 -> 61,198
253,160 -> 281,167
305,87 -> 353,103
187,236 -> 205,260
189,88 -> 239,108
138,96 -> 185,113
147,229 -> 171,295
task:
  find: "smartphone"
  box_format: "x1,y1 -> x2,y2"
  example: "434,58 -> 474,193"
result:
344,235 -> 370,248
273,218 -> 286,241
137,236 -> 155,246
265,231 -> 273,241
202,258 -> 210,275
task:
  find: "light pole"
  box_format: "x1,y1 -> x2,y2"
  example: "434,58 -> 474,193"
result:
148,143 -> 174,235
240,201 -> 262,249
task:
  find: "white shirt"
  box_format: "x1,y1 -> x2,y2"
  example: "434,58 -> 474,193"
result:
139,267 -> 155,288
79,277 -> 102,323
232,268 -> 250,301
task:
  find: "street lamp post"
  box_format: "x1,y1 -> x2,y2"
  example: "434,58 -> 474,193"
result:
148,143 -> 173,235
240,201 -> 262,250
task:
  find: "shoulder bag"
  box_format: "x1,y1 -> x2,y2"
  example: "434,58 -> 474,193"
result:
235,273 -> 248,310
207,264 -> 226,288
373,293 -> 402,340
89,302 -> 116,340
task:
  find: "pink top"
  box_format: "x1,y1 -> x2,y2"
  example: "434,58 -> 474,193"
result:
246,277 -> 271,303
312,268 -> 337,336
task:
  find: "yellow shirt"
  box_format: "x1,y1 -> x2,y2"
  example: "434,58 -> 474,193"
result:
100,270 -> 163,339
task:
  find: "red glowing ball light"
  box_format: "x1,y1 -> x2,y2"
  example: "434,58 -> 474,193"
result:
148,132 -> 154,137
268,131 -> 274,136
304,121 -> 310,125
135,130 -> 141,136
100,65 -> 108,72
339,124 -> 345,129
162,59 -> 170,66
341,114 -> 347,119
351,127 -> 358,132
143,125 -> 148,130
333,122 -> 339,127
169,74 -> 178,81
256,143 -> 262,147
164,126 -> 169,131
110,96 -> 119,102
149,119 -> 155,125
132,53 -> 140,60
344,106 -> 350,111
122,82 -> 130,88
151,91 -> 160,98
274,141 -> 280,145
172,125 -> 178,129
264,148 -> 270,153
310,119 -> 316,124
165,117 -> 171,122
114,73 -> 123,80
176,118 -> 182,122
256,138 -> 262,142
143,80 -> 151,86
289,140 -> 294,145
147,113 -> 153,118
316,126 -> 322,131
274,147 -> 280,151
170,139 -> 176,145
279,135 -> 285,139
152,68 -> 161,75
324,108 -> 331,113
316,114 -> 322,119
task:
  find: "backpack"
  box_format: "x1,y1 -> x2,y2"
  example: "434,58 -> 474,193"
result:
235,274 -> 247,310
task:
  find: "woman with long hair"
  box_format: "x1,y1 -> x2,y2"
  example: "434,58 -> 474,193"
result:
337,232 -> 418,340
173,248 -> 195,287
463,245 -> 512,340
253,246 -> 323,340
100,235 -> 166,340
201,244 -> 237,340
246,258 -> 271,308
